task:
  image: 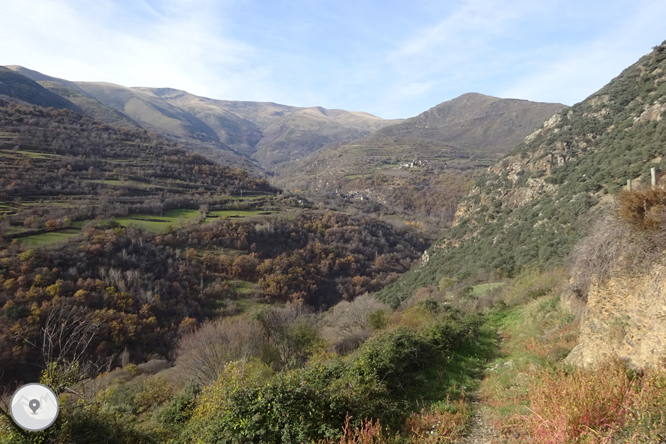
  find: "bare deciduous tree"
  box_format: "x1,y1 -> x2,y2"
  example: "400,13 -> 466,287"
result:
255,305 -> 320,370
19,305 -> 106,396
321,293 -> 388,343
175,317 -> 270,386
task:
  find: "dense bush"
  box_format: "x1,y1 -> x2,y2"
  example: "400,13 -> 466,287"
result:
178,309 -> 482,443
617,187 -> 666,231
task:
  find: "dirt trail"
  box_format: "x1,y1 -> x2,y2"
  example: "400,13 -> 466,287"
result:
457,399 -> 500,444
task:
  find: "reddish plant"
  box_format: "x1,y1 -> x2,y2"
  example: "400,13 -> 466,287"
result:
319,414 -> 384,444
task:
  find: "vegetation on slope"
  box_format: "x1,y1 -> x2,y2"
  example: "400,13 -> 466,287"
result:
377,40 -> 666,307
277,94 -> 564,233
3,183 -> 666,443
0,99 -> 275,231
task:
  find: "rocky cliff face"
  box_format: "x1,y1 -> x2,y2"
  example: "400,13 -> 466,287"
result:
566,264 -> 666,369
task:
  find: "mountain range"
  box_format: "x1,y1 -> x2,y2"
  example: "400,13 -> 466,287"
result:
277,93 -> 565,188
2,65 -> 402,170
1,65 -> 564,183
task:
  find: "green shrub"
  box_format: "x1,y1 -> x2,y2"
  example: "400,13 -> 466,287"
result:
181,358 -> 398,443
178,311 -> 484,444
367,309 -> 387,330
133,375 -> 173,414
160,380 -> 201,426
1,404 -> 152,444
353,327 -> 436,393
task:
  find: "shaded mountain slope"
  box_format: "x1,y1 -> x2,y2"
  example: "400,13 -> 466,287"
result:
5,65 -> 90,96
74,82 -> 221,143
0,66 -> 82,113
135,87 -> 264,157
275,94 -> 564,232
66,81 -> 264,173
77,82 -> 400,168
254,106 -> 374,165
38,81 -> 141,129
377,41 -> 666,306
383,93 -> 565,155
2,66 -> 401,171
0,99 -> 275,214
143,88 -> 401,166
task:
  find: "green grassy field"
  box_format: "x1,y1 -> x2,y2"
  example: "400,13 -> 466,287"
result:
207,209 -> 275,218
472,282 -> 505,296
94,179 -> 154,188
231,194 -> 273,200
0,149 -> 60,159
9,207 -> 279,246
227,279 -> 257,295
4,225 -> 33,236
115,209 -> 201,232
16,229 -> 82,246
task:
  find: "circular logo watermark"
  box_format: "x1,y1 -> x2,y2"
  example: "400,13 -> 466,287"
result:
10,383 -> 59,431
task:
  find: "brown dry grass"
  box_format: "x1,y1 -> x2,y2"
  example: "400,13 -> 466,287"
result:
570,187 -> 666,296
617,187 -> 666,231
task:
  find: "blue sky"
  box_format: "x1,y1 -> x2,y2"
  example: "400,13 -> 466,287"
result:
2,0 -> 666,119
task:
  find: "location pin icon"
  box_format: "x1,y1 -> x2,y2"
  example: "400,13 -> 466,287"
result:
29,399 -> 40,414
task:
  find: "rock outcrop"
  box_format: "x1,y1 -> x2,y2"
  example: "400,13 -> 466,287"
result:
566,264 -> 666,369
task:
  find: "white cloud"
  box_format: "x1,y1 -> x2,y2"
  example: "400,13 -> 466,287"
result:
498,0 -> 666,105
0,0 -> 273,100
392,81 -> 435,100
391,0 -> 531,61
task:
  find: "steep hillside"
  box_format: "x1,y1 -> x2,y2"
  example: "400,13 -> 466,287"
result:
254,106 -> 374,165
39,81 -> 140,129
74,82 -> 222,143
0,99 -> 429,392
76,81 -> 400,168
276,94 -> 564,231
280,93 -> 564,185
135,87 -> 264,157
0,99 -> 275,226
3,66 -> 402,171
5,65 -> 90,96
377,41 -> 666,306
383,93 -> 564,154
5,65 -> 140,128
0,67 -> 82,113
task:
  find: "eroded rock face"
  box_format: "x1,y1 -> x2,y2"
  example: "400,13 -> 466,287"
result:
565,265 -> 666,369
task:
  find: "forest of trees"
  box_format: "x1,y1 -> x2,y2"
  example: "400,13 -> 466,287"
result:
0,209 -> 427,387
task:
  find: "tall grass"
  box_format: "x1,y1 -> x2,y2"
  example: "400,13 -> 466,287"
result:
403,396 -> 472,443
480,281 -> 666,443
318,414 -> 384,444
520,360 -> 666,443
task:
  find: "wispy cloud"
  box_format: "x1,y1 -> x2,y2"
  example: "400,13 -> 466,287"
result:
0,0 -> 271,100
498,0 -> 666,105
390,0 -> 532,61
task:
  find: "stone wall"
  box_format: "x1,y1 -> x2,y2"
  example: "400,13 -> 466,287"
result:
565,264 -> 666,369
